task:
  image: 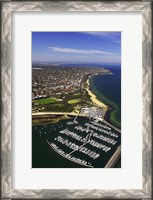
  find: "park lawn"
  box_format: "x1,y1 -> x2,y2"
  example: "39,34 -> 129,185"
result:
34,98 -> 58,105
68,99 -> 80,104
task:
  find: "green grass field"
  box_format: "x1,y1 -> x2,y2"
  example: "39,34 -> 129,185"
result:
68,99 -> 80,104
34,98 -> 58,105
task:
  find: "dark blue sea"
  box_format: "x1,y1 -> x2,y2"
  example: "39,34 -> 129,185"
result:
90,68 -> 121,128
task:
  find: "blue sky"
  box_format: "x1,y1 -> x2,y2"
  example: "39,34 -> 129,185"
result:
32,32 -> 121,64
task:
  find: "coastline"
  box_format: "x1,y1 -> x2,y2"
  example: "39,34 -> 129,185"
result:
32,72 -> 121,129
32,74 -> 109,122
85,75 -> 108,109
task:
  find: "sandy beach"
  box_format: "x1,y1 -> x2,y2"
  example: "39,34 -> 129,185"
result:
86,76 -> 107,109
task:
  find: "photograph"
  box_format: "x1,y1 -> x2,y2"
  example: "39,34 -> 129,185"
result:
1,0 -> 151,198
32,32 -> 121,168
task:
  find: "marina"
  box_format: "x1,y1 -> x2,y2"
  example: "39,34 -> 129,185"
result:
32,115 -> 121,168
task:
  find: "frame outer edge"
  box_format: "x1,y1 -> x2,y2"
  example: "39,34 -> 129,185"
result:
1,2 -> 12,199
142,1 -> 152,198
1,1 -> 152,199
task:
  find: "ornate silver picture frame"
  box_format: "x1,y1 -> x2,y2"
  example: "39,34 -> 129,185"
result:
1,0 -> 152,199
